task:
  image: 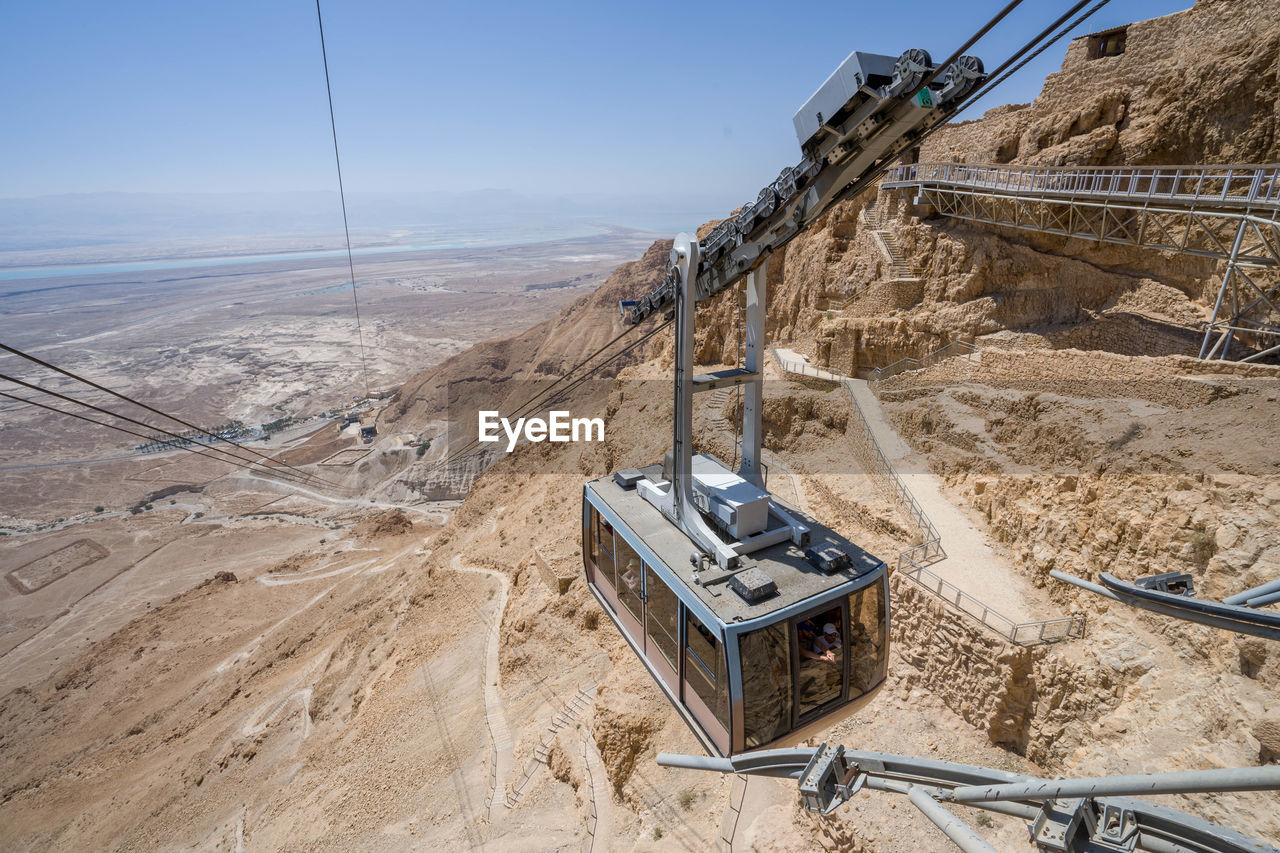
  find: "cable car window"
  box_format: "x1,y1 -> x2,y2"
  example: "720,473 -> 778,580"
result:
849,579 -> 888,697
644,564 -> 679,672
684,612 -> 729,729
740,621 -> 793,748
587,507 -> 600,567
615,535 -> 644,624
797,608 -> 844,716
595,512 -> 616,590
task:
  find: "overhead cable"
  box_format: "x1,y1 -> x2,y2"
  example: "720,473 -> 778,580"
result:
0,341 -> 329,486
314,0 -> 373,401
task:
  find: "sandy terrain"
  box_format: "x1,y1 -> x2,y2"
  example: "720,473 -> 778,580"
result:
0,229 -> 655,524
0,227 -> 655,471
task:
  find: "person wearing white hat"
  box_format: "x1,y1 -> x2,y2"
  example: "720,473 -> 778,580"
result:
813,621 -> 842,659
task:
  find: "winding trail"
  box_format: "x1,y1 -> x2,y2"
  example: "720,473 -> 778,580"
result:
581,731 -> 613,853
447,553 -> 514,821
238,472 -> 457,525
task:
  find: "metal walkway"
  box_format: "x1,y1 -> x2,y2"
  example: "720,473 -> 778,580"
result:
770,345 -> 1085,646
882,163 -> 1280,362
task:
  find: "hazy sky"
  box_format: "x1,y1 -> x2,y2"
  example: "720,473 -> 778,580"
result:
2,1 -> 1190,207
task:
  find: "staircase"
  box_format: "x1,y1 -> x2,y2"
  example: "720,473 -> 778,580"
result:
706,387 -> 733,431
864,200 -> 917,281
505,685 -> 595,808
705,386 -> 740,467
833,200 -> 920,311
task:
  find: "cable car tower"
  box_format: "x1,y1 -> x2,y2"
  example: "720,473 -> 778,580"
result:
582,46 -> 985,755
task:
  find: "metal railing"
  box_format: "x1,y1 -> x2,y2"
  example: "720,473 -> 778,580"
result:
770,345 -> 942,562
870,340 -> 981,383
884,162 -> 1280,208
901,558 -> 1085,645
770,345 -> 1085,645
859,204 -> 916,280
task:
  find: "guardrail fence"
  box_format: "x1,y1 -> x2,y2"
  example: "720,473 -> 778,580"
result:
870,339 -> 981,383
884,162 -> 1280,207
770,344 -> 1085,645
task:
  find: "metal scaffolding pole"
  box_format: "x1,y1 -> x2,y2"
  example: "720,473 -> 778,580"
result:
907,785 -> 1000,853
1202,219 -> 1248,358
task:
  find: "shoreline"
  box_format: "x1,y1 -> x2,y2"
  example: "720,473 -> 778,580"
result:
0,223 -> 665,284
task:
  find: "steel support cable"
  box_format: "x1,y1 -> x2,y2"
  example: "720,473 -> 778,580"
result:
0,390 -> 322,486
0,374 -> 332,491
432,318 -> 671,471
428,317 -> 661,472
0,376 -> 330,491
0,342 -> 331,487
520,2 -> 1110,481
315,0 -> 372,401
427,1 -> 1112,477
499,318 -> 664,427
820,0 -> 1110,218
538,318 -> 672,411
626,1 -> 1111,330
431,319 -> 672,472
426,317 -> 664,471
917,0 -> 1028,90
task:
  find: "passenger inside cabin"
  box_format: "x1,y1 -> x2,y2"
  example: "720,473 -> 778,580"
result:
851,619 -> 879,692
797,610 -> 844,715
621,557 -> 641,593
814,621 -> 842,658
797,621 -> 822,660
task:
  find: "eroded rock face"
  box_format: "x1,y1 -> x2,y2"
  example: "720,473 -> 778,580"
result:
890,578 -> 1124,764
1255,717 -> 1280,764
591,683 -> 662,793
1236,636 -> 1280,687
923,0 -> 1280,168
353,508 -> 413,541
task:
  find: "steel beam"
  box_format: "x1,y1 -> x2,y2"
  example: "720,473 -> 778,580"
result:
658,746 -> 1280,853
908,785 -> 1000,853
886,162 -> 1280,362
1052,570 -> 1280,641
950,767 -> 1280,803
1224,578 -> 1280,606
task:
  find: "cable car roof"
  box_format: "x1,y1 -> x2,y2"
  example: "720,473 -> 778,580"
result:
586,464 -> 885,628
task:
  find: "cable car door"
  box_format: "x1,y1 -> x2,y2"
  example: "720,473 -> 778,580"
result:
794,601 -> 848,723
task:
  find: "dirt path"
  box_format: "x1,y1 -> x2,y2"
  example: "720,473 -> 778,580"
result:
447,553 -> 514,821
582,731 -> 614,852
774,348 -> 1044,622
238,473 -> 457,524
846,377 -> 1047,622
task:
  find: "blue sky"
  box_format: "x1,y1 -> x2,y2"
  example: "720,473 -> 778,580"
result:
1,1 -> 1190,211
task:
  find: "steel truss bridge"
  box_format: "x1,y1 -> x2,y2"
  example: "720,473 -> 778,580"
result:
882,163 -> 1280,363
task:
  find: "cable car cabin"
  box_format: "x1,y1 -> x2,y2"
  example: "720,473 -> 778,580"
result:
582,456 -> 888,757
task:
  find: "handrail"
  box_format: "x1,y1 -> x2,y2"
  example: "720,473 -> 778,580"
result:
883,162 -> 1280,207
770,345 -> 1085,645
871,339 -> 981,383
